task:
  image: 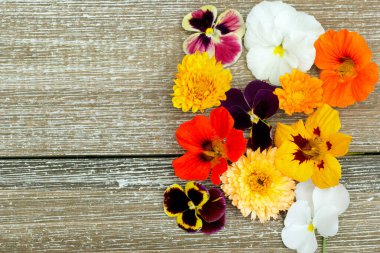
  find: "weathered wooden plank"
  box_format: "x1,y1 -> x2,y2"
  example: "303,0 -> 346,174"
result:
0,155 -> 378,252
0,0 -> 379,156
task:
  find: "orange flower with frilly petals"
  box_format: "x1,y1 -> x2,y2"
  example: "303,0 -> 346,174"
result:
314,29 -> 378,107
274,69 -> 323,116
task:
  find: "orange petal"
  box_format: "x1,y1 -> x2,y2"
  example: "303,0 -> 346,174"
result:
173,152 -> 211,181
210,107 -> 234,139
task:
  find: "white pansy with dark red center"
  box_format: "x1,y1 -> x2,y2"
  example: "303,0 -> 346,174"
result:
182,5 -> 245,66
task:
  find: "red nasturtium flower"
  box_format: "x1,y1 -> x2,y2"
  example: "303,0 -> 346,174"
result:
173,107 -> 247,185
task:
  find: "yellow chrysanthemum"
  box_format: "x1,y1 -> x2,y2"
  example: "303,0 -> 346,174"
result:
274,104 -> 352,188
274,69 -> 323,116
172,51 -> 232,113
220,148 -> 295,223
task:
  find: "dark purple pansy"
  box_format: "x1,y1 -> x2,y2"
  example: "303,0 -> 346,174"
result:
163,182 -> 226,234
182,6 -> 245,66
221,80 -> 279,151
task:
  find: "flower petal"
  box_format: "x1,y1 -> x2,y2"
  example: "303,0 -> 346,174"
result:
243,80 -> 275,109
210,158 -> 228,185
175,115 -> 215,153
215,9 -> 245,38
253,89 -> 279,119
210,107 -> 234,139
298,233 -> 318,253
228,106 -> 252,130
275,141 -> 315,182
173,152 -> 211,181
198,188 -> 226,223
274,122 -> 295,147
164,184 -> 189,217
284,200 -> 312,227
325,133 -> 352,157
185,181 -> 209,208
246,46 -> 277,83
221,88 -> 250,112
248,120 -> 273,151
313,206 -> 339,237
305,104 -> 341,139
282,225 -> 316,252
214,33 -> 243,66
177,209 -> 202,232
226,128 -> 247,162
313,183 -> 350,216
183,33 -> 215,55
200,213 -> 226,235
182,5 -> 217,32
295,180 -> 315,214
311,154 -> 341,189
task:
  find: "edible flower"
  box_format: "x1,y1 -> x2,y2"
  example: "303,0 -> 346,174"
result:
274,69 -> 323,116
282,180 -> 350,253
173,107 -> 247,185
274,104 -> 352,188
314,29 -> 379,107
221,148 -> 295,222
164,181 -> 226,234
245,1 -> 324,85
172,52 -> 232,113
221,80 -> 279,150
182,5 -> 245,66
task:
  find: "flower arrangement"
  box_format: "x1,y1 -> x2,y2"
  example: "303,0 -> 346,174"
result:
164,1 -> 378,252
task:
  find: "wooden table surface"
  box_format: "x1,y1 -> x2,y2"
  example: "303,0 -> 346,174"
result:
0,0 -> 379,252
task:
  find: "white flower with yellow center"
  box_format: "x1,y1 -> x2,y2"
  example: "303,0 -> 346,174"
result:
244,1 -> 325,85
282,180 -> 350,253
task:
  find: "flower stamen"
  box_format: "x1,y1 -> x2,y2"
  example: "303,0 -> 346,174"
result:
205,27 -> 214,35
307,223 -> 315,232
338,59 -> 357,78
273,45 -> 285,57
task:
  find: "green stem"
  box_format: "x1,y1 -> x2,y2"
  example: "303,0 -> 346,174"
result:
322,237 -> 327,253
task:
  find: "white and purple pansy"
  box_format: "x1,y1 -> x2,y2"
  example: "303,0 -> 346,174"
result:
182,5 -> 245,66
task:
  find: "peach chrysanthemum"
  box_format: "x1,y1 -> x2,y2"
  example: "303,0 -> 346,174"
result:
220,148 -> 295,223
274,69 -> 323,116
172,51 -> 232,113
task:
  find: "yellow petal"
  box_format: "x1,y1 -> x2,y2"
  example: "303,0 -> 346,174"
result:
292,120 -> 311,140
305,104 -> 341,138
163,184 -> 188,217
275,141 -> 314,182
176,209 -> 203,232
311,154 -> 341,189
326,133 -> 352,157
185,181 -> 209,208
274,122 -> 294,147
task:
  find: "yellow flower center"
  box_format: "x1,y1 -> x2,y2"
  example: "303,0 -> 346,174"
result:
248,171 -> 271,194
273,45 -> 285,57
308,223 -> 315,232
338,59 -> 357,78
248,110 -> 260,124
202,139 -> 226,161
301,138 -> 324,160
188,201 -> 195,210
205,27 -> 214,35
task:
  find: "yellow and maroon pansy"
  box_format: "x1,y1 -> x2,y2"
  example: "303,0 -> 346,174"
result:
163,181 -> 226,234
182,5 -> 245,66
274,104 -> 352,188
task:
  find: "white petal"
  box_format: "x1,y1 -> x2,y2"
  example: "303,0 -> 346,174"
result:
283,32 -> 316,71
313,206 -> 339,237
313,184 -> 350,215
284,200 -> 312,227
298,232 -> 318,253
246,1 -> 295,27
295,180 -> 315,214
246,46 -> 276,82
281,225 -> 310,250
268,56 -> 292,86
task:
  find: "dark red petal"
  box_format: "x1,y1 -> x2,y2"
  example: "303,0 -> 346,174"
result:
248,121 -> 273,151
198,188 -> 226,223
221,88 -> 251,111
173,152 -> 211,181
244,80 -> 275,109
253,89 -> 279,119
200,214 -> 226,235
163,184 -> 189,216
210,158 -> 228,186
176,115 -> 215,153
214,33 -> 242,66
189,9 -> 215,32
228,106 -> 252,130
226,128 -> 247,162
210,107 -> 234,139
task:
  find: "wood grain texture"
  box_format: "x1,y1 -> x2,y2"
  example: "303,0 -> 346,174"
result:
0,0 -> 379,156
0,155 -> 379,252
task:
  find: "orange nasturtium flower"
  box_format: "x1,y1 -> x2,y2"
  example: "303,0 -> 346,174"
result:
314,29 -> 379,107
274,104 -> 352,188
